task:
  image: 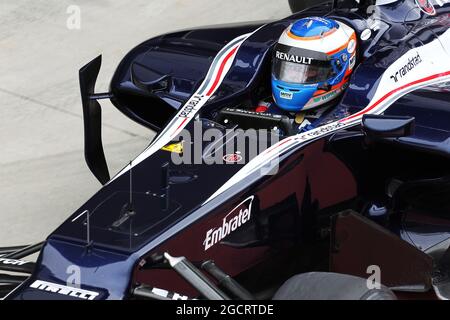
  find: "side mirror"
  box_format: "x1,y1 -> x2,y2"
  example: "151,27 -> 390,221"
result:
362,114 -> 415,139
132,62 -> 172,94
79,55 -> 111,185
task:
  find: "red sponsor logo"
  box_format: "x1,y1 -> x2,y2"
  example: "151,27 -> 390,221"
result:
223,152 -> 242,163
415,0 -> 436,15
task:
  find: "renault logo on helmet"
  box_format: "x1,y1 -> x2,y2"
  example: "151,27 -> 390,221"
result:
275,51 -> 312,65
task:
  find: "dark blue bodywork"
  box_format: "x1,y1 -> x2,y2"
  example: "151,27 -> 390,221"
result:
7,0 -> 450,300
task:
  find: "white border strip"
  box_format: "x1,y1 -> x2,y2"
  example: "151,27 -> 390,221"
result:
204,29 -> 450,203
111,29 -> 262,182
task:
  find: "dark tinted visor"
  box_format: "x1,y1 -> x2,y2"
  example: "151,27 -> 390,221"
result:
272,44 -> 333,84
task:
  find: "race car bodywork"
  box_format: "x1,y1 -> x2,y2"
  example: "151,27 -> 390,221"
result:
2,0 -> 450,300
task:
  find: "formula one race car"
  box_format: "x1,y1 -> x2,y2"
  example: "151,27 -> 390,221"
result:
1,0 -> 450,300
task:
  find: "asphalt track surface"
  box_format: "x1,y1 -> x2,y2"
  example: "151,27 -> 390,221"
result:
0,1 -> 291,246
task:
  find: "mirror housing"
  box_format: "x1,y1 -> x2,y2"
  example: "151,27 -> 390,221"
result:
79,55 -> 111,185
362,114 -> 415,139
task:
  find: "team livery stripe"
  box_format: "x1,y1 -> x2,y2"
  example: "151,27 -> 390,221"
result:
204,29 -> 450,203
154,34 -> 249,142
205,70 -> 450,204
343,70 -> 450,122
126,27 -> 450,272
172,118 -> 188,138
197,35 -> 249,95
110,28 -> 263,182
206,46 -> 239,96
264,138 -> 293,154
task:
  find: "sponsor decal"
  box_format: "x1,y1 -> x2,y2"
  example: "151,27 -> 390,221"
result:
204,30 -> 450,205
203,195 -> 254,250
161,141 -> 183,154
308,83 -> 348,108
360,29 -> 372,41
225,107 -> 283,118
0,257 -> 30,266
179,95 -> 203,118
223,152 -> 242,163
147,286 -> 190,300
415,0 -> 436,15
296,121 -> 347,141
275,51 -> 313,65
30,280 -> 99,300
413,0 -> 450,16
347,39 -> 356,54
280,91 -> 293,100
313,90 -> 337,103
111,30 -> 261,181
390,53 -> 422,83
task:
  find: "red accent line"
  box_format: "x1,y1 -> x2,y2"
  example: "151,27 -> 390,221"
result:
342,71 -> 450,122
206,46 -> 239,96
168,45 -> 240,138
171,118 -> 188,137
266,138 -> 293,154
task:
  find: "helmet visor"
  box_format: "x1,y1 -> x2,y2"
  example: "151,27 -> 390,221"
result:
272,44 -> 333,85
273,60 -> 332,84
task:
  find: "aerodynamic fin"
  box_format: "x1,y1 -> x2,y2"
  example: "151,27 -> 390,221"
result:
79,55 -> 112,185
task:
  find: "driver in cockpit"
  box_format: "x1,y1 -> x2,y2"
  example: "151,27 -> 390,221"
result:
256,16 -> 357,132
